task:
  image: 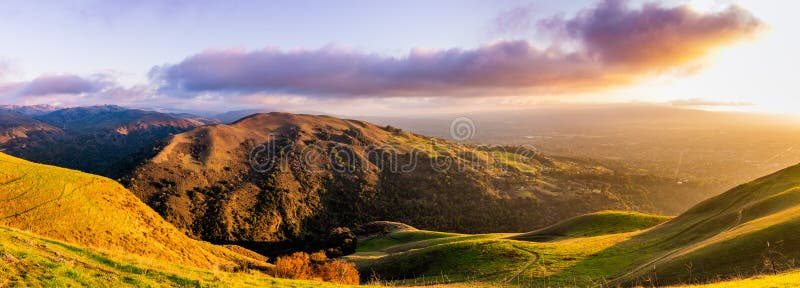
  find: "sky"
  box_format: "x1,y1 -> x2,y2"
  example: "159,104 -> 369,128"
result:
0,0 -> 797,116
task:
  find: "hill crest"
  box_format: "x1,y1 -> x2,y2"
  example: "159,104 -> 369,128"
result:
0,152 -> 261,269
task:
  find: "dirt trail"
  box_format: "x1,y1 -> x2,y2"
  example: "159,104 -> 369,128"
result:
504,244 -> 540,285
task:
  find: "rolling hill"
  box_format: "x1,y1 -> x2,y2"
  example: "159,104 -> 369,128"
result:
346,162 -> 800,287
0,152 -> 369,287
602,162 -> 800,286
509,210 -> 671,242
1,105 -> 201,178
347,212 -> 664,286
0,152 -> 257,269
124,112 -> 704,255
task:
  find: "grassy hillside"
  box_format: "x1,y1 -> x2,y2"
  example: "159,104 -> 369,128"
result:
349,166 -> 800,288
511,210 -> 671,242
599,163 -> 800,285
0,226 -> 357,288
495,163 -> 800,286
348,211 -> 668,286
349,228 -> 637,286
357,224 -> 461,253
679,269 -> 800,287
477,162 -> 800,286
0,152 -> 258,269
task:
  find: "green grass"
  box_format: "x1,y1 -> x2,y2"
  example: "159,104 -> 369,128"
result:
539,163 -> 800,286
511,210 -> 671,242
0,227 -> 360,288
357,229 -> 463,253
349,225 -> 635,287
348,163 -> 800,287
678,269 -> 800,287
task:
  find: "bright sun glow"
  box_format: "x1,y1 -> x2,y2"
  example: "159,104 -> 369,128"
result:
598,0 -> 800,117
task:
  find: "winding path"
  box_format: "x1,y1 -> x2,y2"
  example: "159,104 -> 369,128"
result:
504,244 -> 540,285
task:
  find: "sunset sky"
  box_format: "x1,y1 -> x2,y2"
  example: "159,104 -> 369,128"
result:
0,0 -> 796,116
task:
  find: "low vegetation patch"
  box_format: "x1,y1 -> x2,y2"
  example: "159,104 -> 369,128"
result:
273,251 -> 360,285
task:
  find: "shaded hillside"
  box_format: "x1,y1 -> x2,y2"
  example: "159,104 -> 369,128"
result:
168,112 -> 222,125
0,110 -> 61,144
214,109 -> 272,124
125,112 -> 707,253
1,105 -> 200,178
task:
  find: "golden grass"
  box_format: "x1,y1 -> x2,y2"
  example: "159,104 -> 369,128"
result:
0,152 -> 259,269
0,226 -> 366,288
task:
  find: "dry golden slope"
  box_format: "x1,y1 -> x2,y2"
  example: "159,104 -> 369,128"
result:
0,152 -> 262,270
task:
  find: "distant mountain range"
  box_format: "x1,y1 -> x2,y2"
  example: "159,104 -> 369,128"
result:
0,105 -> 201,178
0,104 -> 61,116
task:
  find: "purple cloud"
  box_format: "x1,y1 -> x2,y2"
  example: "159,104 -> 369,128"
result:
561,0 -> 763,69
151,0 -> 763,99
490,4 -> 536,35
17,75 -> 106,97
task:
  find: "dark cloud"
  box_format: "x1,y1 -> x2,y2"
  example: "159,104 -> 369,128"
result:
17,74 -> 106,97
669,98 -> 754,107
151,0 -> 763,99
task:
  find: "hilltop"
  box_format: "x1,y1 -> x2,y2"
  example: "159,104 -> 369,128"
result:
0,152 -> 258,269
124,112 -> 706,256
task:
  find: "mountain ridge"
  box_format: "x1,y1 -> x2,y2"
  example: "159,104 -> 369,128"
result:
125,112 -> 713,256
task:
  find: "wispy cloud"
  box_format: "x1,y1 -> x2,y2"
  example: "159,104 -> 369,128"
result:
669,98 -> 754,107
150,0 -> 763,101
489,4 -> 537,35
0,61 -> 9,80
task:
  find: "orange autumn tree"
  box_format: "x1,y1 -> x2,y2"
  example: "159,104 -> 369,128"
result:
273,251 -> 359,285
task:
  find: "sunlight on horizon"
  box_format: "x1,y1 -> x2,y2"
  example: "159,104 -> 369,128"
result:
618,0 -> 800,117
